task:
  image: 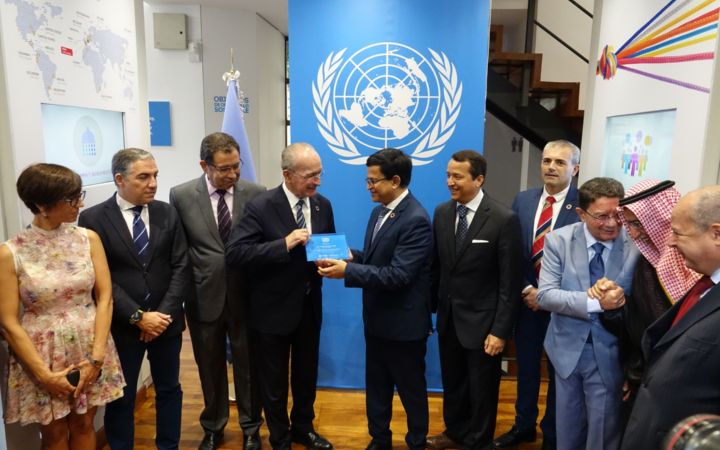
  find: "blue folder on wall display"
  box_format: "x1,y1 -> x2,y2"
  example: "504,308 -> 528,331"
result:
149,101 -> 172,146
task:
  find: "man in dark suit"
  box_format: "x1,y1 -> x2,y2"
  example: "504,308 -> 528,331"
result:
226,143 -> 335,450
621,185 -> 720,450
494,140 -> 580,450
169,132 -> 265,450
318,148 -> 433,450
79,148 -> 191,450
425,150 -> 522,450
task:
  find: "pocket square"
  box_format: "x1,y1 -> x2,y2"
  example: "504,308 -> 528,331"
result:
472,239 -> 489,244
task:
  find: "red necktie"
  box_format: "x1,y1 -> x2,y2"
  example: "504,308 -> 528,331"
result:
531,196 -> 556,279
672,276 -> 715,326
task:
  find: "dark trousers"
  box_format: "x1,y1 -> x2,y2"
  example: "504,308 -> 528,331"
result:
365,334 -> 429,450
439,319 -> 501,450
250,299 -> 320,450
187,297 -> 263,436
105,332 -> 183,450
514,306 -> 556,439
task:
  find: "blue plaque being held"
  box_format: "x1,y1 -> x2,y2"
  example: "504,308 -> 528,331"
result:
306,233 -> 350,261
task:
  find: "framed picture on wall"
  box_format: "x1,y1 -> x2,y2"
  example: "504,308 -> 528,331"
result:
601,108 -> 676,189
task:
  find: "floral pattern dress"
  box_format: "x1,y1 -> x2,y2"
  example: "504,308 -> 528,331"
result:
3,224 -> 125,425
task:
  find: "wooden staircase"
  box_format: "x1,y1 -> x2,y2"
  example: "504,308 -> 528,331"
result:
489,24 -> 584,135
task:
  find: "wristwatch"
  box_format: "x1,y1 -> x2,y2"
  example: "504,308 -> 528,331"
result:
129,309 -> 145,325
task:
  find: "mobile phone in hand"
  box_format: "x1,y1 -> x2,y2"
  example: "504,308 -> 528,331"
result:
66,369 -> 80,387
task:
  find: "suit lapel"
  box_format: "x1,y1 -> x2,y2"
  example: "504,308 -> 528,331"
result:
270,186 -> 297,232
103,196 -> 142,267
525,189 -> 543,251
570,225 -> 591,288
146,202 -> 165,265
655,284 -> 720,349
604,233 -> 626,281
196,177 -> 223,247
556,186 -> 578,228
309,196 -> 321,233
366,194 -> 408,259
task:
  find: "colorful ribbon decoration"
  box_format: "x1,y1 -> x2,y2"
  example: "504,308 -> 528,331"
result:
596,0 -> 718,93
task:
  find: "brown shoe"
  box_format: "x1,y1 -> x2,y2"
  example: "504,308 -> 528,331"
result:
426,432 -> 461,450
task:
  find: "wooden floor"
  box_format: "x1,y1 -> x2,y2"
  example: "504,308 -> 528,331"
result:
106,331 -> 548,450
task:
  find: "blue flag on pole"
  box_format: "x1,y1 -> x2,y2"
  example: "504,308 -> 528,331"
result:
222,79 -> 256,181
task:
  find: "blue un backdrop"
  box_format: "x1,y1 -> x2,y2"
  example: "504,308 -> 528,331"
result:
289,0 -> 491,390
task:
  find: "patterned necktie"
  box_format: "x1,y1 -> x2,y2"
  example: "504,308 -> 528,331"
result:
672,275 -> 715,326
131,205 -> 149,266
371,207 -> 391,243
295,199 -> 306,228
589,242 -> 605,285
216,189 -> 232,244
531,196 -> 556,278
456,204 -> 469,253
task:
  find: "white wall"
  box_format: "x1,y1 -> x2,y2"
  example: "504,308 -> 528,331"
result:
256,17 -> 286,188
534,0 -> 593,108
581,0 -> 718,193
143,3 -> 206,200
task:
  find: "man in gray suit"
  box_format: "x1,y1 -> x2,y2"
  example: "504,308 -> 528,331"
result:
537,177 -> 639,450
170,132 -> 265,450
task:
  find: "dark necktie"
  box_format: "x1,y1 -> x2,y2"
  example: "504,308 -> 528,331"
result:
371,207 -> 390,243
295,199 -> 306,228
456,204 -> 469,253
131,205 -> 149,266
589,242 -> 605,285
531,196 -> 556,278
216,189 -> 231,244
672,275 -> 715,326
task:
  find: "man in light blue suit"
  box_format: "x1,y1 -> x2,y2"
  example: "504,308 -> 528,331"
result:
537,177 -> 639,450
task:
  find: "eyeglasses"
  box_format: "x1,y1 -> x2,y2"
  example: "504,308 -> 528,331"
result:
626,220 -> 644,230
208,162 -> 243,174
292,170 -> 323,181
64,191 -> 86,207
583,209 -> 620,224
365,177 -> 388,186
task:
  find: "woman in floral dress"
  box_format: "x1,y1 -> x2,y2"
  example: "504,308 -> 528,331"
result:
0,163 -> 125,449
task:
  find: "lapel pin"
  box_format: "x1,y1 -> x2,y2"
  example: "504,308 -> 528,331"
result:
314,205 -> 320,212
389,212 -> 396,219
566,204 -> 572,209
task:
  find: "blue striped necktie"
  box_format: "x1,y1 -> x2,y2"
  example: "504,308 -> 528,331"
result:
131,205 -> 149,266
295,199 -> 306,228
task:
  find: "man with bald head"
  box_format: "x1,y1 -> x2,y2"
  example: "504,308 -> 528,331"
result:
226,143 -> 336,450
621,185 -> 720,450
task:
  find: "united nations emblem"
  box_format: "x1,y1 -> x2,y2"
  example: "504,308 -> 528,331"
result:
312,42 -> 462,165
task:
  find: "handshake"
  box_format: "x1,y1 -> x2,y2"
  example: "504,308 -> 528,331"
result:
588,277 -> 626,311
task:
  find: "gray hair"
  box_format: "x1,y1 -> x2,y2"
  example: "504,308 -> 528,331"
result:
689,185 -> 720,231
112,148 -> 154,182
281,142 -> 316,171
545,139 -> 581,165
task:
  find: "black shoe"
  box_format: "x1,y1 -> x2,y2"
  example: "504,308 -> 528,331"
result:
244,432 -> 262,450
291,431 -> 334,450
492,426 -> 536,448
426,433 -> 462,450
366,440 -> 392,450
199,431 -> 224,450
541,438 -> 557,450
